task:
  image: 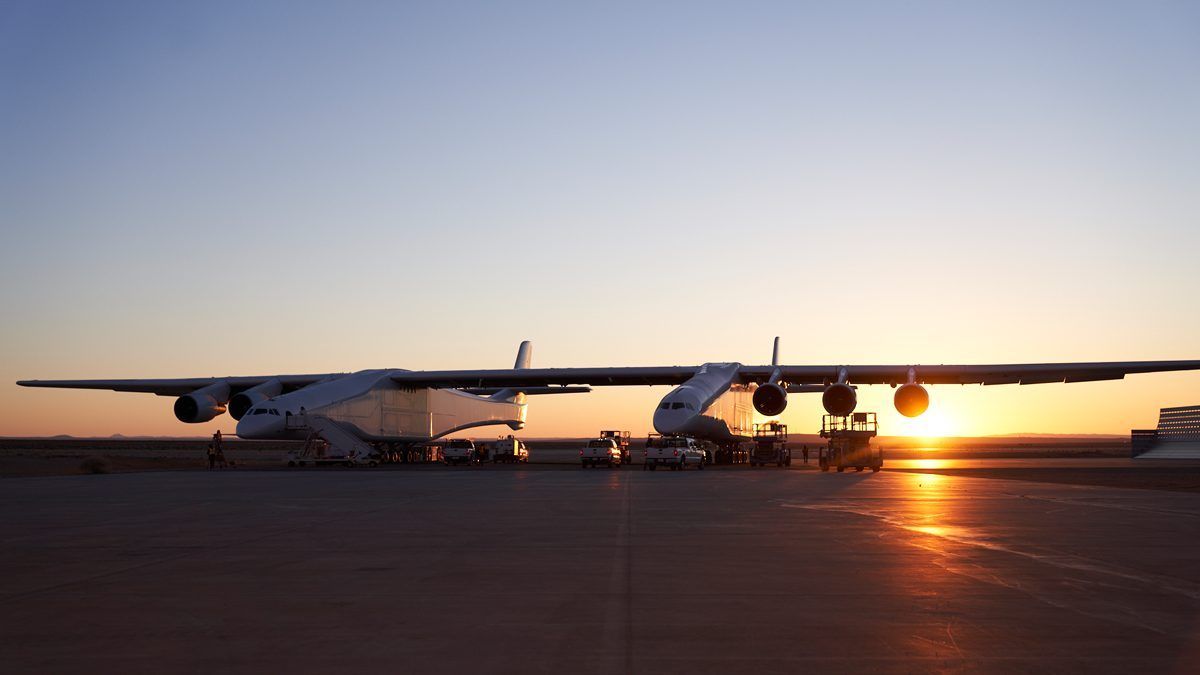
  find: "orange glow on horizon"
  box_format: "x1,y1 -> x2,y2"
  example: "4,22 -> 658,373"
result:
888,403 -> 960,438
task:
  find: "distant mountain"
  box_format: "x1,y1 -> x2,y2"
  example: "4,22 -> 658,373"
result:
987,433 -> 1126,439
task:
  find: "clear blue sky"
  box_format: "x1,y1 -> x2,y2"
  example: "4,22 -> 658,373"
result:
2,1 -> 1198,437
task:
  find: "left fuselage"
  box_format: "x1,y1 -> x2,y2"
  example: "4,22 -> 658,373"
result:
235,369 -> 525,442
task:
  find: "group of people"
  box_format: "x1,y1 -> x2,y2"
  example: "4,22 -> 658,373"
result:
206,430 -> 229,469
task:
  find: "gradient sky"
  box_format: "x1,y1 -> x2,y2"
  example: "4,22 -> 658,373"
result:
2,1 -> 1199,438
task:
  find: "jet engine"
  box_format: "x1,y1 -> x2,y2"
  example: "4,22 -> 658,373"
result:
822,383 -> 857,417
173,381 -> 230,424
752,383 -> 787,416
229,379 -> 283,420
894,383 -> 929,418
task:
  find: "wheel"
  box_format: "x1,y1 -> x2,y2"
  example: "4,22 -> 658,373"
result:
856,466 -> 864,472
836,466 -> 845,472
872,465 -> 881,473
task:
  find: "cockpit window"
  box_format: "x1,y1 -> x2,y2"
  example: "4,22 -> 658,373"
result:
686,403 -> 696,411
671,402 -> 685,410
269,409 -> 279,416
659,402 -> 671,410
252,408 -> 267,415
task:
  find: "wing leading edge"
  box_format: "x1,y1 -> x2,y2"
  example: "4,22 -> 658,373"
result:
19,360 -> 1200,396
16,374 -> 343,397
389,360 -> 1200,388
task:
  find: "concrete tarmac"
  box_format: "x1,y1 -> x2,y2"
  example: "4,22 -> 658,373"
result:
3,466 -> 1200,673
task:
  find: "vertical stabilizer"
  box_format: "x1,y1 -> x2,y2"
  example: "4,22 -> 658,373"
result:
492,341 -> 533,401
772,337 -> 781,367
514,340 -> 533,369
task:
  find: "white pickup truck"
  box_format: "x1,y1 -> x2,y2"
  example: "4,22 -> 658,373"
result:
644,436 -> 706,471
443,439 -> 477,466
581,438 -> 623,468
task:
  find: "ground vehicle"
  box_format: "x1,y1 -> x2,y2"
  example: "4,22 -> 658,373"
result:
749,422 -> 791,467
644,435 -> 705,471
599,430 -> 631,464
489,435 -> 529,463
581,438 -> 623,468
443,439 -> 477,466
819,413 -> 882,472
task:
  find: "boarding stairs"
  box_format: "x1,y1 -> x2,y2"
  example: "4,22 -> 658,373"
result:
288,414 -> 377,464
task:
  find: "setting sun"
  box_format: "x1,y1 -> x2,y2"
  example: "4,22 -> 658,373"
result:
890,403 -> 959,438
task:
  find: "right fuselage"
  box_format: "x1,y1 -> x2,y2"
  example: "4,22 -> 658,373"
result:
652,363 -> 756,444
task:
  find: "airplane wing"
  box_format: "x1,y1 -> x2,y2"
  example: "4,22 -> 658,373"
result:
16,374 -> 343,396
391,366 -> 700,388
20,360 -> 1200,396
744,360 -> 1200,385
391,361 -> 1200,388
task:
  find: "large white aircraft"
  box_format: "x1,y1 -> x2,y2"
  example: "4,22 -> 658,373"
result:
17,339 -> 1200,455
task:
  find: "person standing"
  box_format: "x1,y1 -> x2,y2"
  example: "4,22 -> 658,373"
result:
212,430 -> 227,469
802,444 -> 809,464
206,443 -> 216,470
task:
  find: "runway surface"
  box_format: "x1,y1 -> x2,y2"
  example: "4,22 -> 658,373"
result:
3,466 -> 1200,673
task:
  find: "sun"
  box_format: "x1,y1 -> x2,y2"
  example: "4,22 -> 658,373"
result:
891,404 -> 958,438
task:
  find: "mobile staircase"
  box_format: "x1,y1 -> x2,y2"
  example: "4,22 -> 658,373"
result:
285,413 -> 379,466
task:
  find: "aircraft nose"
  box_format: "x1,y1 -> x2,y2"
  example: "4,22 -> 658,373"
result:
236,412 -> 278,439
653,404 -> 692,436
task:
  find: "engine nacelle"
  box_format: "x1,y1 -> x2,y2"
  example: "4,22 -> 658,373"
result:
229,379 -> 283,420
752,383 -> 787,416
173,381 -> 230,424
894,383 -> 930,418
174,394 -> 226,424
822,383 -> 857,417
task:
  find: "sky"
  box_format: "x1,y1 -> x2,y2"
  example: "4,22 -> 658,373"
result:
1,0 -> 1198,439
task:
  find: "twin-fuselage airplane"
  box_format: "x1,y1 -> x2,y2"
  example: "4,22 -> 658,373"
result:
17,339 -> 1200,450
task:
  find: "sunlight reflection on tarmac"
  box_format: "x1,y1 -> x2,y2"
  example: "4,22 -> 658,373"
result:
2,467 -> 1200,672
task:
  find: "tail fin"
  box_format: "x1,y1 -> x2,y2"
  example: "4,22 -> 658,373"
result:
771,336 -> 781,367
491,341 -> 533,402
514,341 -> 532,369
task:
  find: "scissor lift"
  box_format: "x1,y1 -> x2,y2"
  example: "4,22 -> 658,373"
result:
750,421 -> 791,467
819,412 -> 882,473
